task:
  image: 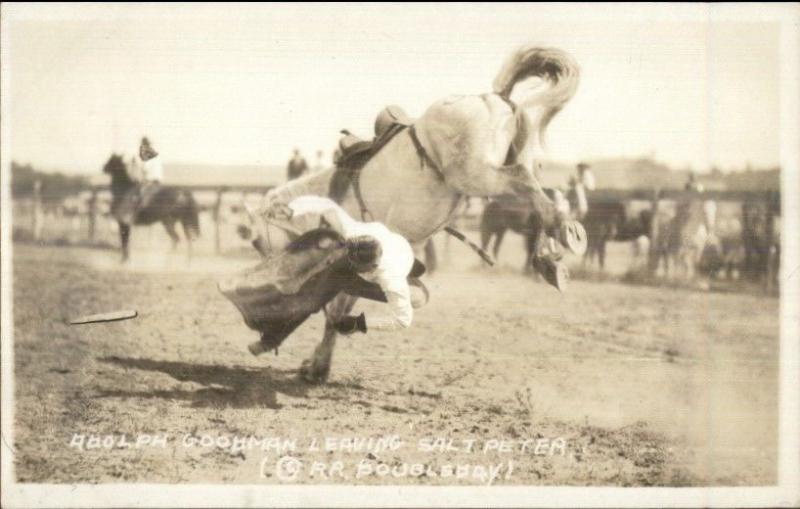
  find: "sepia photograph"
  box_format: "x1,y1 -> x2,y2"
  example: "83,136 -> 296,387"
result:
1,3 -> 798,507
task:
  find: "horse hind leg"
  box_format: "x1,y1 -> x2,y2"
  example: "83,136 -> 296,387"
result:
163,220 -> 180,251
493,228 -> 506,262
299,293 -> 358,383
181,220 -> 194,261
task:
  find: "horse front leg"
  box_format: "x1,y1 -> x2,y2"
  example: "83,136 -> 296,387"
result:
523,232 -> 536,274
497,163 -> 587,256
299,293 -> 358,383
119,222 -> 131,263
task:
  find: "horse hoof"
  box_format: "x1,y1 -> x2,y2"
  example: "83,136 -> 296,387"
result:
552,262 -> 569,292
535,257 -> 569,292
298,359 -> 329,384
560,220 -> 587,256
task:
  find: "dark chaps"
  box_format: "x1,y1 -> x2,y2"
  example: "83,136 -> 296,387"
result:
219,229 -> 425,352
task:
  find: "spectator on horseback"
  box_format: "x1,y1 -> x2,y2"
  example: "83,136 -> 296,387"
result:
286,148 -> 309,181
567,162 -> 595,220
313,149 -> 326,173
685,171 -> 705,193
247,195 -> 415,355
138,137 -> 164,208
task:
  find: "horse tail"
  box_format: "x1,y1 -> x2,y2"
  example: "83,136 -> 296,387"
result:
181,191 -> 201,239
492,45 -> 580,144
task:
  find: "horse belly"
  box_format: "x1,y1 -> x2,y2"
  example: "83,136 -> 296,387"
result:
353,135 -> 460,244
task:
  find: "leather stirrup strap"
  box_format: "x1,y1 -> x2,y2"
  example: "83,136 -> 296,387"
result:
408,125 -> 444,180
351,124 -> 444,221
351,167 -> 373,222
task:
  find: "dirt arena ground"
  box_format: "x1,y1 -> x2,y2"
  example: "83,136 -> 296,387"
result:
11,235 -> 778,486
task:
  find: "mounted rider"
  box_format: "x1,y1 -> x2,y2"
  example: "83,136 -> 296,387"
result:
684,171 -> 705,193
137,137 -> 164,210
567,162 -> 595,220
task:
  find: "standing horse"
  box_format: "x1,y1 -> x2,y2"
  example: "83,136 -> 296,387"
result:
741,191 -> 781,290
583,201 -> 652,271
479,189 -> 568,271
246,45 -> 586,382
103,154 -> 201,262
650,193 -> 717,280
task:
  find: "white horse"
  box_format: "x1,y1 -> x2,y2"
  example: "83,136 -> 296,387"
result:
251,45 -> 586,382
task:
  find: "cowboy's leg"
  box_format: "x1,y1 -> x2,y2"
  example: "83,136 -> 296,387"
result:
139,181 -> 156,209
299,293 -> 358,383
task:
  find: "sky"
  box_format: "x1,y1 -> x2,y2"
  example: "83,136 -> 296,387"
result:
4,3 -> 786,175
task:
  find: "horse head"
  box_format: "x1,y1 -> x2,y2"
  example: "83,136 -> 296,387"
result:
103,153 -> 135,198
103,153 -> 127,177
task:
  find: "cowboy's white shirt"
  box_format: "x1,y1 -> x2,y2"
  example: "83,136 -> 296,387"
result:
141,155 -> 164,182
581,170 -> 596,191
285,195 -> 414,332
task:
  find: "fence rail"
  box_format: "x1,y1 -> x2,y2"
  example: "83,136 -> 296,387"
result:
13,183 -> 781,256
82,184 -> 276,254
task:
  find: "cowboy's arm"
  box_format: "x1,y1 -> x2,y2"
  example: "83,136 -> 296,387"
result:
257,196 -> 345,235
361,240 -> 415,332
335,273 -> 413,334
334,239 -> 415,334
367,279 -> 413,331
583,170 -> 596,191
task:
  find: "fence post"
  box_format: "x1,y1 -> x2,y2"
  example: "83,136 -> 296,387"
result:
214,189 -> 224,255
88,188 -> 98,243
647,188 -> 660,274
32,179 -> 43,241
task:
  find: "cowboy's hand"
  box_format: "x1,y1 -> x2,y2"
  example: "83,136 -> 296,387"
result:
265,201 -> 293,221
334,313 -> 367,335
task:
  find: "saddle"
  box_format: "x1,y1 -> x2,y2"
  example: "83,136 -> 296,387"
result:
337,105 -> 415,162
329,105 -> 424,211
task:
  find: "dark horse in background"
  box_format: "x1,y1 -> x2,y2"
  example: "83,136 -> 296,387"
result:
582,201 -> 652,270
103,154 -> 200,262
741,190 -> 781,290
481,192 -> 650,272
480,189 -> 568,272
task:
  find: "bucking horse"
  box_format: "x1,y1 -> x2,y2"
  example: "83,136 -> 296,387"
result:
103,154 -> 201,262
230,44 -> 587,383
